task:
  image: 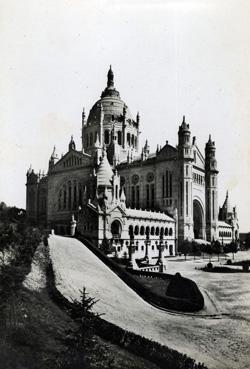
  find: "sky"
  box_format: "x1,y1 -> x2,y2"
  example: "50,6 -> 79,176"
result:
1,0 -> 250,231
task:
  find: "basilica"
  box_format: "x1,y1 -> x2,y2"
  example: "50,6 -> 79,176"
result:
26,66 -> 239,259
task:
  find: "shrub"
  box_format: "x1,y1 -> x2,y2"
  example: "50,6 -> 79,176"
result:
226,259 -> 232,265
207,262 -> 213,269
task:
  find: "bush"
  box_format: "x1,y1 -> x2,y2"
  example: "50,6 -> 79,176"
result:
226,259 -> 232,265
207,262 -> 213,269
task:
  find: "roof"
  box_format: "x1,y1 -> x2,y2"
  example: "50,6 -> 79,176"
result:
218,221 -> 232,228
86,68 -> 135,126
125,208 -> 175,222
96,152 -> 114,186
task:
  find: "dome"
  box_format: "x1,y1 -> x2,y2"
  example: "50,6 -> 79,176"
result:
96,151 -> 114,187
86,67 -> 134,126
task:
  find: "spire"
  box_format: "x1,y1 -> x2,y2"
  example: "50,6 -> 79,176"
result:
107,65 -> 114,88
27,164 -> 32,175
180,115 -> 189,130
120,186 -> 126,206
94,133 -> 101,148
136,111 -> 140,125
82,107 -> 86,126
51,145 -> 58,160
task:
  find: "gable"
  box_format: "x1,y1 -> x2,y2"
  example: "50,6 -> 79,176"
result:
157,144 -> 177,161
52,150 -> 92,173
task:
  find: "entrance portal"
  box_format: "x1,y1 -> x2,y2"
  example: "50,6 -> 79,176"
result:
111,220 -> 122,238
193,200 -> 204,239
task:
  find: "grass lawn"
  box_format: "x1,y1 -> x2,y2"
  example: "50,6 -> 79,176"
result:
132,274 -> 171,297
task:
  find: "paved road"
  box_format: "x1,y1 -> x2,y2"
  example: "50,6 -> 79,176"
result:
49,235 -> 250,369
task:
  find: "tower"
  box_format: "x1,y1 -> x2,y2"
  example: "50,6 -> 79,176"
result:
205,135 -> 219,241
178,116 -> 193,242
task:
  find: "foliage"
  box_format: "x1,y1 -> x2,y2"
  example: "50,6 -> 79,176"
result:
100,237 -> 111,254
212,240 -> 222,261
191,241 -> 201,259
179,240 -> 192,260
224,241 -> 238,259
245,233 -> 250,249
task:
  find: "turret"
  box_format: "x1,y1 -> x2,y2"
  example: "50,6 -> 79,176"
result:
141,140 -> 150,161
48,146 -> 58,172
178,116 -> 192,157
81,107 -> 86,151
178,116 -> 193,242
122,104 -> 127,149
205,135 -> 219,241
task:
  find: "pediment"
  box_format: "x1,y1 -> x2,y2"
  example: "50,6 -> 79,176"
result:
157,144 -> 177,160
106,204 -> 126,216
52,150 -> 92,173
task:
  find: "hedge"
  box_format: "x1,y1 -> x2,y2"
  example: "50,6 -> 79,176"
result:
77,236 -> 204,312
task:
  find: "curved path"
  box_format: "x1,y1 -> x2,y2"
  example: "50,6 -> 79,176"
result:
49,235 -> 250,369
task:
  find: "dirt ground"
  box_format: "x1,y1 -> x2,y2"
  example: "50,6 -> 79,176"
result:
49,236 -> 250,369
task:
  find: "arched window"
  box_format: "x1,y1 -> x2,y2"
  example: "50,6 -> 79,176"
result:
131,134 -> 134,146
160,227 -> 164,238
127,133 -> 131,145
117,131 -> 122,145
105,130 -> 110,145
68,181 -> 72,210
155,227 -> 159,236
58,190 -> 62,210
90,132 -> 93,146
63,185 -> 66,209
146,226 -> 150,237
140,226 -> 145,236
169,227 -> 173,236
165,227 -> 168,236
134,225 -> 139,235
151,226 -> 155,236
115,185 -> 118,199
129,225 -> 134,238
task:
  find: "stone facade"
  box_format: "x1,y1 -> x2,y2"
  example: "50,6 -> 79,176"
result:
26,66 -> 239,248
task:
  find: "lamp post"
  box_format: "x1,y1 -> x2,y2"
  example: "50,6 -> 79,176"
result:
157,239 -> 165,272
128,236 -> 137,269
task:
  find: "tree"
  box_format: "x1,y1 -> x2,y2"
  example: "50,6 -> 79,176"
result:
192,241 -> 201,260
212,240 -> 222,261
204,243 -> 212,261
228,241 -> 238,260
179,240 -> 192,260
57,287 -> 101,369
